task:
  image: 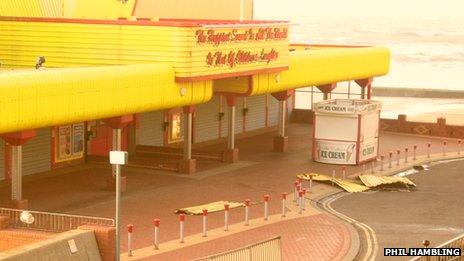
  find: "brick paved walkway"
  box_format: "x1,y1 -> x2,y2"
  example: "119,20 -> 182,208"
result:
0,123 -> 459,260
144,214 -> 350,261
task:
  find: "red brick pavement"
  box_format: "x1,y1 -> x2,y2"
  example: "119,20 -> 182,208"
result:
144,213 -> 350,261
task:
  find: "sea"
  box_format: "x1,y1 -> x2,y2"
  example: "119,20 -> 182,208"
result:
253,13 -> 464,91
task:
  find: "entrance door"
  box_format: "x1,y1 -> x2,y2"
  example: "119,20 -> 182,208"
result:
89,122 -> 129,156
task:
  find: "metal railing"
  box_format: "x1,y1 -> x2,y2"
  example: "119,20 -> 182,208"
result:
0,207 -> 114,232
410,234 -> 464,261
192,236 -> 282,261
295,82 -> 363,110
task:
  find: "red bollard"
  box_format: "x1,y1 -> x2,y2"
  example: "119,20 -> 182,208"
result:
296,184 -> 301,205
224,204 -> 229,231
301,189 -> 306,211
263,195 -> 270,221
427,143 -> 431,158
298,190 -> 304,214
153,219 -> 160,250
127,224 -> 133,257
281,193 -> 287,218
443,140 -> 447,156
405,148 -> 409,163
413,145 -> 417,160
396,150 -> 401,166
389,151 -> 393,168
293,181 -> 299,202
179,214 -> 185,243
202,209 -> 208,237
380,155 -> 385,171
244,199 -> 251,226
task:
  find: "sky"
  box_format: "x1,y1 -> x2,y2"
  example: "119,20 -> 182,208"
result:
254,0 -> 464,20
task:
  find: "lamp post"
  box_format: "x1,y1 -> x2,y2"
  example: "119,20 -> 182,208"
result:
110,150 -> 128,261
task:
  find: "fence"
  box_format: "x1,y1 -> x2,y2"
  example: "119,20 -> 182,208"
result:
410,234 -> 464,261
192,236 -> 282,261
0,207 -> 114,232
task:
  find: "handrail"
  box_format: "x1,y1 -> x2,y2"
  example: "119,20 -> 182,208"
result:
192,236 -> 282,261
0,207 -> 114,232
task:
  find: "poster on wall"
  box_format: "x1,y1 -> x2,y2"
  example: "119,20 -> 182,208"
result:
314,140 -> 357,165
56,123 -> 85,162
58,125 -> 72,159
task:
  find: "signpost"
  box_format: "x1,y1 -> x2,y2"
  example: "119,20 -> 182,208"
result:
110,150 -> 128,261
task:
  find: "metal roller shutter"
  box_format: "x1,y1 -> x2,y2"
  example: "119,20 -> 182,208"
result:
245,95 -> 266,131
0,140 -> 4,180
23,128 -> 51,176
195,96 -> 220,143
268,94 -> 279,126
138,111 -> 164,146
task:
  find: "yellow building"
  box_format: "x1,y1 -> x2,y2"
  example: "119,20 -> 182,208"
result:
0,0 -> 389,214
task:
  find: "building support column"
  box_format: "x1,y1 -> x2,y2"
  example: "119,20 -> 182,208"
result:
1,130 -> 37,209
179,106 -> 196,174
223,96 -> 239,163
103,115 -> 134,191
355,78 -> 373,100
316,83 -> 337,101
272,90 -> 294,152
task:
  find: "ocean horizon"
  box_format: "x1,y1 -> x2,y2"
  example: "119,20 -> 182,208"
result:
254,4 -> 464,91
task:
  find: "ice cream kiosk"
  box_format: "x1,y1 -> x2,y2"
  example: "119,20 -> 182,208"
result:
312,99 -> 382,165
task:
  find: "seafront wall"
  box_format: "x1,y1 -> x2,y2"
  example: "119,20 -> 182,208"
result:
291,109 -> 464,139
373,87 -> 464,99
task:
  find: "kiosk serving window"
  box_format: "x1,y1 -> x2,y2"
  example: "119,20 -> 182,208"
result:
55,123 -> 85,162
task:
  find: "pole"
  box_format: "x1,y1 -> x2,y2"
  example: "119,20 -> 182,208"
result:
301,189 -> 306,211
380,155 -> 384,171
154,219 -> 160,250
331,170 -> 335,186
244,199 -> 250,226
127,224 -> 133,257
202,209 -> 208,237
388,151 -> 393,168
115,163 -> 121,261
278,100 -> 286,137
183,112 -> 192,160
281,193 -> 287,218
413,145 -> 417,160
298,190 -> 303,214
293,181 -> 298,202
11,146 -> 22,201
263,195 -> 270,221
179,214 -> 185,243
458,140 -> 462,155
342,166 -> 346,180
371,160 -> 375,174
404,148 -> 408,163
224,204 -> 229,231
227,105 -> 235,150
443,140 -> 447,156
396,150 -> 400,166
427,143 -> 431,158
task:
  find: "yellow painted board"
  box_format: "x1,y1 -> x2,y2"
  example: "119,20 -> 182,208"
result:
0,0 -> 64,18
175,201 -> 245,215
297,173 -> 370,193
213,47 -> 390,95
0,64 -> 212,134
0,20 -> 290,79
359,175 -> 416,188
